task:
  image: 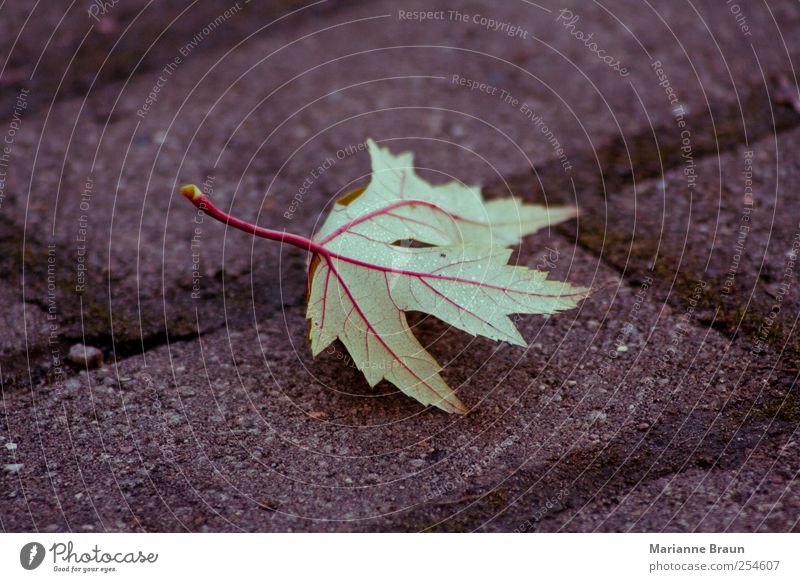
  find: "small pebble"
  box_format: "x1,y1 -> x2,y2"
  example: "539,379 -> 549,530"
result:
4,442 -> 17,450
68,343 -> 104,368
616,344 -> 629,353
450,124 -> 467,138
637,422 -> 650,431
178,386 -> 196,397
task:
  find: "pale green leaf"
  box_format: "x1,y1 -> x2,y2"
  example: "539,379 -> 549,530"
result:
306,140 -> 588,413
314,139 -> 576,247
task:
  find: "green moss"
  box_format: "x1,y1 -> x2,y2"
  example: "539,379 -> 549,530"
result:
754,394 -> 800,422
575,210 -> 799,359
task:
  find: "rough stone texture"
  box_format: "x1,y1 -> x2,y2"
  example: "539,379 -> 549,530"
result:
558,126 -> 800,367
0,0 -> 337,115
2,233 -> 797,532
0,282 -> 52,390
3,0 -> 799,370
1,0 -> 799,532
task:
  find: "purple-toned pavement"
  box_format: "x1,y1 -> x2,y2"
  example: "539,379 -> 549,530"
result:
1,0 -> 799,532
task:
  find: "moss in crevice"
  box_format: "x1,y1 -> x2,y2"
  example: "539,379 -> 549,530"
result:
754,393 -> 800,422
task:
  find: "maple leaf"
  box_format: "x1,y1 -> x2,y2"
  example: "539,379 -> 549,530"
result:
181,139 -> 588,414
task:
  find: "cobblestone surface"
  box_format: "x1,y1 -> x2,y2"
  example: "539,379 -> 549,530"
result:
1,0 -> 798,532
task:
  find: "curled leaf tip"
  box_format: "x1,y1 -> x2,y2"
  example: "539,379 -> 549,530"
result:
452,400 -> 469,415
180,184 -> 202,202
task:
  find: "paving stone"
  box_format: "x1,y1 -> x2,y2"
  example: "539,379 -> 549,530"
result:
562,124 -> 800,370
1,0 -> 799,390
0,282 -> 51,390
560,438 -> 800,533
0,1 -> 331,115
1,0 -> 798,532
1,235 -> 796,531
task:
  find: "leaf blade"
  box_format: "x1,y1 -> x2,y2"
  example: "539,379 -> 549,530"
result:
314,139 -> 577,247
306,140 -> 588,413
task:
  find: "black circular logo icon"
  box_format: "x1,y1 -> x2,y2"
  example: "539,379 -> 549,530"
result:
20,542 -> 46,570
